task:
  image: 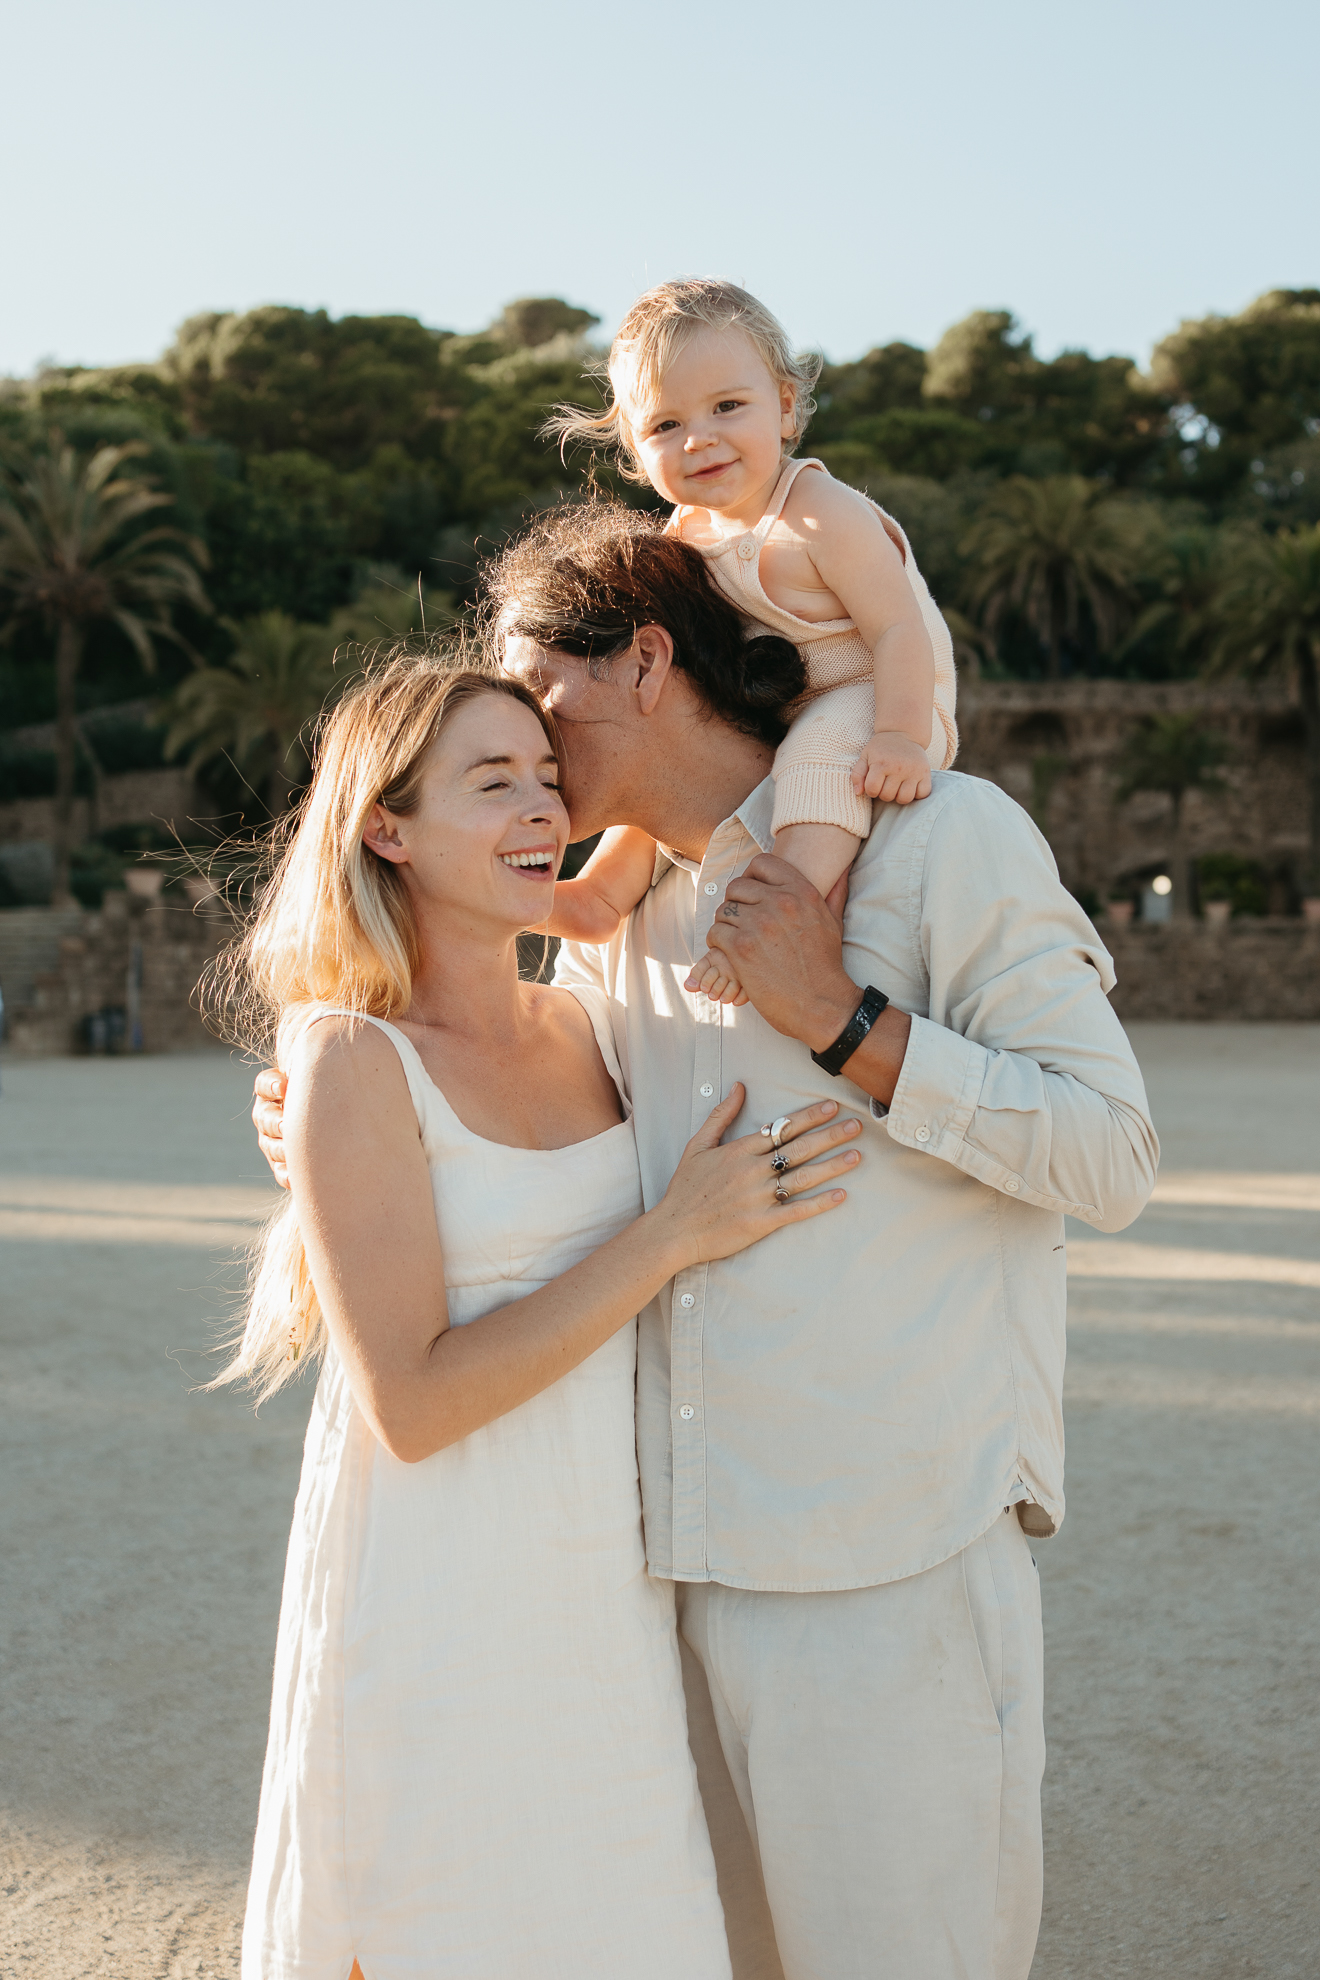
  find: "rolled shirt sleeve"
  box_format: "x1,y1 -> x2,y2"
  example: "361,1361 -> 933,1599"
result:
878,779 -> 1158,1232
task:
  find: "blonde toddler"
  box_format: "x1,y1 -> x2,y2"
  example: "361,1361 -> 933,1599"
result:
541,279 -> 958,1000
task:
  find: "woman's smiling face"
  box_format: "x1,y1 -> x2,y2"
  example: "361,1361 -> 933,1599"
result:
363,690 -> 569,934
623,325 -> 797,517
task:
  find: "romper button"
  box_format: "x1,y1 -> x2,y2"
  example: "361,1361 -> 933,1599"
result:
679,1405 -> 695,1419
738,538 -> 756,559
700,1083 -> 713,1096
704,882 -> 719,895
680,1293 -> 696,1308
915,1125 -> 931,1143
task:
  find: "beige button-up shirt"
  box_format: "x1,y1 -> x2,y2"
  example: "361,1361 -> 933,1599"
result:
554,772 -> 1158,1591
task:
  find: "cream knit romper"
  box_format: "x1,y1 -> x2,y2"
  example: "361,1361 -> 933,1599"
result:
674,457 -> 959,841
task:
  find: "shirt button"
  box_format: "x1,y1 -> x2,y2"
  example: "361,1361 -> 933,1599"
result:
703,882 -> 719,895
679,1293 -> 696,1308
915,1125 -> 931,1143
700,1083 -> 713,1097
679,1404 -> 695,1419
1005,1176 -> 1022,1193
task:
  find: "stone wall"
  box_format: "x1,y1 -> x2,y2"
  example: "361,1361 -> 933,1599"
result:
0,768 -> 201,853
956,678 -> 1307,909
1101,919 -> 1320,1021
3,891 -> 234,1058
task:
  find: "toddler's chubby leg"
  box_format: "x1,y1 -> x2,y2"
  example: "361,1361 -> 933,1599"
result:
683,823 -> 861,1005
771,822 -> 863,901
541,825 -> 658,945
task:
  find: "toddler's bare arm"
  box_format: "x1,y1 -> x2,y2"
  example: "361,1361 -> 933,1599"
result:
542,825 -> 658,944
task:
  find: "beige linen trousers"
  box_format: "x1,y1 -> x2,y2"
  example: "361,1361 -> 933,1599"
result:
676,1511 -> 1045,1980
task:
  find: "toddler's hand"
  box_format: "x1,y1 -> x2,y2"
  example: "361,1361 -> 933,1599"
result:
852,731 -> 933,805
683,951 -> 750,1007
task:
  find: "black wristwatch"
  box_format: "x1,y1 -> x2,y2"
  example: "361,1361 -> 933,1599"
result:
810,985 -> 890,1077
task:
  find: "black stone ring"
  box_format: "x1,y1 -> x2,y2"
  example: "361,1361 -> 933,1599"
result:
771,1150 -> 791,1173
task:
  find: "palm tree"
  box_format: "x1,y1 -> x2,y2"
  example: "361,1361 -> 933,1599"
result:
1115,523 -> 1220,673
161,610 -> 347,816
330,578 -> 456,652
0,433 -> 210,902
1207,523 -> 1320,894
1115,715 -> 1227,919
961,475 -> 1148,676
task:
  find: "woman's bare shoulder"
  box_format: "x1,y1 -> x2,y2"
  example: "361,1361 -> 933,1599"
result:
286,1013 -> 414,1130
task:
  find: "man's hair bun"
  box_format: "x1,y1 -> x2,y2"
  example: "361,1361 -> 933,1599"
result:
737,634 -> 807,719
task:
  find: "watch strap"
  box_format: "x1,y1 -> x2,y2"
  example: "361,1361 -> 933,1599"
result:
810,985 -> 889,1077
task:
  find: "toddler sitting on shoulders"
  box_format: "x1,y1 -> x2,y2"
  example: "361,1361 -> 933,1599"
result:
541,278 -> 958,1002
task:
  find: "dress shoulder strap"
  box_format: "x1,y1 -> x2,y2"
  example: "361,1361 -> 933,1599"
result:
291,1004 -> 432,1134
562,983 -> 631,1117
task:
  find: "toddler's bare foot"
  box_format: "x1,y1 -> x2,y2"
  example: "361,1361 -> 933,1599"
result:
683,952 -> 749,1006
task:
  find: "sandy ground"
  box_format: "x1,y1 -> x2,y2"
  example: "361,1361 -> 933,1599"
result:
1,1024 -> 1317,1979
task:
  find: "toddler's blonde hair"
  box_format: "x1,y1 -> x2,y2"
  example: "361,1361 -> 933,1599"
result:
546,278 -> 822,484
208,644 -> 557,1401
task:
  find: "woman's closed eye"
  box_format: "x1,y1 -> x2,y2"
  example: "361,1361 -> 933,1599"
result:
479,777 -> 561,794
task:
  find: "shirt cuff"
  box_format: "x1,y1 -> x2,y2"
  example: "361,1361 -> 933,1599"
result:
883,1012 -> 1032,1200
884,1014 -> 984,1151
881,1015 -> 1060,1209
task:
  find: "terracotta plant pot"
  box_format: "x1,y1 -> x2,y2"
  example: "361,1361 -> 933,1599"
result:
183,875 -> 220,906
1203,900 -> 1231,928
1303,898 -> 1320,926
1105,900 -> 1134,928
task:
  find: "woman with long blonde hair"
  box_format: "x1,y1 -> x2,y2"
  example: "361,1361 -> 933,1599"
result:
221,650 -> 861,1979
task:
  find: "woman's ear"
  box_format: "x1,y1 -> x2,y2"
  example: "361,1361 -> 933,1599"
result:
362,803 -> 409,865
631,625 -> 676,715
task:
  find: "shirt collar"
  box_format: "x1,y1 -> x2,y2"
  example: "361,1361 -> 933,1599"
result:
657,776 -> 775,878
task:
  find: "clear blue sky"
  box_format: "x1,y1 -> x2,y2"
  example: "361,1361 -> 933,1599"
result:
2,0 -> 1314,378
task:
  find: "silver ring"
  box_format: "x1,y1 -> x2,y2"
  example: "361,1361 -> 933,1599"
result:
774,1181 -> 790,1204
764,1115 -> 791,1151
771,1150 -> 790,1173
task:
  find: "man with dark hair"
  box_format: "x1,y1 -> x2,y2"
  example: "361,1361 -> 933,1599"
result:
256,503 -> 1157,1980
494,504 -> 1156,1980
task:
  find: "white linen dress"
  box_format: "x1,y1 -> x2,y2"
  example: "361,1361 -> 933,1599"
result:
242,990 -> 730,1980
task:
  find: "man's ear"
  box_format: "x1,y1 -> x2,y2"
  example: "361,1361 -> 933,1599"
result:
632,625 -> 677,716
362,803 -> 409,864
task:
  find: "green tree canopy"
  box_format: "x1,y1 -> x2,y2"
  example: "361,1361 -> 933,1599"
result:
160,609 -> 346,817
0,433 -> 209,898
960,475 -> 1150,676
161,308 -> 465,470
1150,290 -> 1320,508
